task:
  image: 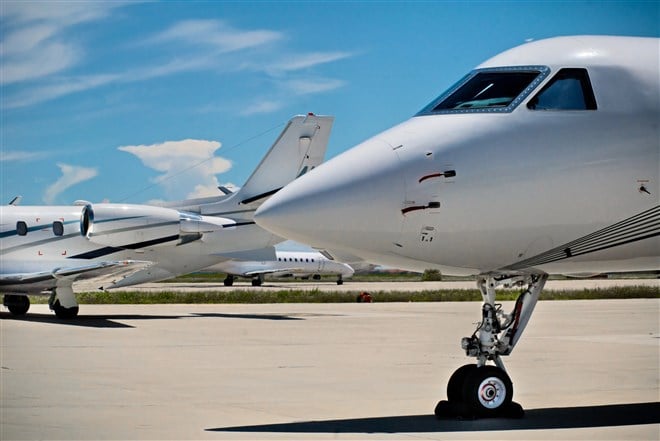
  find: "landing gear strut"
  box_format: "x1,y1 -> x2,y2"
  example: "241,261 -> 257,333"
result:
435,273 -> 547,419
48,282 -> 80,319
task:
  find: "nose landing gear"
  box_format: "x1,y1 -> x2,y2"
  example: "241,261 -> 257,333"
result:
435,273 -> 547,419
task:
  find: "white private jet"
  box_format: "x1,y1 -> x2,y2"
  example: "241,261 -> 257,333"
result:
1,114 -> 333,318
254,36 -> 659,418
207,249 -> 355,286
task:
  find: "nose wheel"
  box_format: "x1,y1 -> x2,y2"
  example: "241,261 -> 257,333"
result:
437,364 -> 521,418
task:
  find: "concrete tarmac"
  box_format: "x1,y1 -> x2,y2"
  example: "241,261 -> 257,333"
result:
1,299 -> 659,440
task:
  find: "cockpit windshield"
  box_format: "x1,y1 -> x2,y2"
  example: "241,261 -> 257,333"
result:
417,66 -> 549,115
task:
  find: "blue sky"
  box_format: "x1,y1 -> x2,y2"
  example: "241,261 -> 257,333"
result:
1,1 -> 658,205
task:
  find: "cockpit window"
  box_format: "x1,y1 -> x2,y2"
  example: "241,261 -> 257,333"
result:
417,66 -> 550,115
527,68 -> 597,111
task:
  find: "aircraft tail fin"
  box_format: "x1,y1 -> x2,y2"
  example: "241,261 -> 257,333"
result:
200,114 -> 333,219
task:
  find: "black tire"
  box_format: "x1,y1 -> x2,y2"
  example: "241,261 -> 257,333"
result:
52,300 -> 79,319
223,276 -> 234,287
336,279 -> 344,285
251,278 -> 262,287
462,365 -> 513,417
4,295 -> 30,316
446,364 -> 477,402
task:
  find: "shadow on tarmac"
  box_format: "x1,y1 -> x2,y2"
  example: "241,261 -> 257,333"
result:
190,312 -> 304,320
209,402 -> 660,434
0,311 -> 306,328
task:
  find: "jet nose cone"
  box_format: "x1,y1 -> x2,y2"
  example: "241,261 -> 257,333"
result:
255,138 -> 404,255
254,176 -> 317,240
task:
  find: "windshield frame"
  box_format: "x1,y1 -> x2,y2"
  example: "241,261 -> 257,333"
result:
416,65 -> 550,116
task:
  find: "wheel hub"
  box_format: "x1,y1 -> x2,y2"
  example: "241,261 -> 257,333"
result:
478,377 -> 506,408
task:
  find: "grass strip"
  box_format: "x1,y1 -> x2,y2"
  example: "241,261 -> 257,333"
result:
28,286 -> 659,304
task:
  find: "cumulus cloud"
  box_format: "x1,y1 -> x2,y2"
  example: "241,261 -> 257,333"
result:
43,163 -> 98,204
118,139 -> 232,200
186,182 -> 224,199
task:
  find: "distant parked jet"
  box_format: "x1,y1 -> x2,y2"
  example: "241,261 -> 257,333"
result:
208,249 -> 354,286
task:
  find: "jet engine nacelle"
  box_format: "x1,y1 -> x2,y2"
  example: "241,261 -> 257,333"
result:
81,203 -> 234,248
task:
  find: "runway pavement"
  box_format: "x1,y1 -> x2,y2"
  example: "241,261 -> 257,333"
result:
1,299 -> 659,440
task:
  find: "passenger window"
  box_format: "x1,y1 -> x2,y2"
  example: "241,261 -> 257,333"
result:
16,221 -> 28,236
53,221 -> 64,236
528,68 -> 597,110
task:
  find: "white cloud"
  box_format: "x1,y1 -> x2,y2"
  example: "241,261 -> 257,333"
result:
186,182 -> 223,199
1,34 -> 79,85
0,2 -> 127,26
269,51 -> 354,72
3,55 -> 219,109
0,24 -> 58,56
187,181 -> 239,199
147,19 -> 283,53
285,78 -> 347,95
1,8 -> 353,111
0,150 -> 48,162
118,139 -> 232,200
43,163 -> 98,204
240,100 -> 284,116
0,2 -> 129,85
4,74 -> 119,108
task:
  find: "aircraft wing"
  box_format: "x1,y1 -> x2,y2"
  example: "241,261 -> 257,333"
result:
0,260 -> 153,293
